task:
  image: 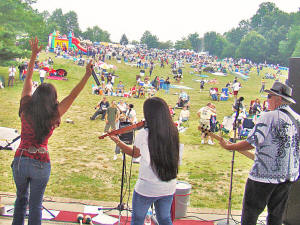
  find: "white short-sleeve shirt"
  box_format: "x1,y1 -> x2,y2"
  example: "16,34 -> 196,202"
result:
134,128 -> 176,197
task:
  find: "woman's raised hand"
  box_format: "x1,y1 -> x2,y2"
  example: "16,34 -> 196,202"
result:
29,37 -> 43,56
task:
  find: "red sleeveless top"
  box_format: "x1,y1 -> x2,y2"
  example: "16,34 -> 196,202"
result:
14,96 -> 56,163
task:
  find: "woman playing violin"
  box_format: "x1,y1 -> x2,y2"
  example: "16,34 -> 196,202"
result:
109,97 -> 179,225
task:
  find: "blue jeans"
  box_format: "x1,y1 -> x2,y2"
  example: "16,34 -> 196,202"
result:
11,157 -> 51,225
131,190 -> 173,225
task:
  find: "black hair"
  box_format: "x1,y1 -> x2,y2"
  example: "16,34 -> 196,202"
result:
20,83 -> 60,144
143,97 -> 179,181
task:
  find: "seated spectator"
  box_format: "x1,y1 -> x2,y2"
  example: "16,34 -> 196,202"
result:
138,86 -> 145,98
179,105 -> 190,124
129,84 -> 137,97
90,97 -> 110,120
116,81 -> 125,96
92,85 -> 103,95
168,105 -> 175,117
177,89 -> 190,108
210,88 -> 218,101
220,91 -> 228,101
104,82 -> 113,96
147,86 -> 156,98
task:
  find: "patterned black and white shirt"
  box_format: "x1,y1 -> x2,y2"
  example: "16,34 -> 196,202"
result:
247,105 -> 300,183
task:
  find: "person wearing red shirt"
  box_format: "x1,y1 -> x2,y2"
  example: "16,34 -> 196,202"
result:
11,37 -> 92,225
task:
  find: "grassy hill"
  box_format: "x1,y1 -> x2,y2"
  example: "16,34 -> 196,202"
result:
0,52 -> 285,209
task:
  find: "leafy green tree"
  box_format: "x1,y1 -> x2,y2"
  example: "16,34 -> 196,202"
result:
120,34 -> 129,45
47,9 -> 81,36
221,41 -> 236,58
225,20 -> 251,46
188,33 -> 202,52
82,26 -> 110,42
292,40 -> 300,57
140,31 -> 159,49
203,32 -> 226,57
174,38 -> 192,50
131,40 -> 139,45
64,11 -> 81,35
158,40 -> 173,49
0,0 -> 47,65
236,31 -> 267,63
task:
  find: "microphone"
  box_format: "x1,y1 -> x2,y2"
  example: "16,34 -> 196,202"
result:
91,66 -> 101,86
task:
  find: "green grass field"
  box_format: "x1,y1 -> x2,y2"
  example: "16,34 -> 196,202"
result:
0,53 -> 286,209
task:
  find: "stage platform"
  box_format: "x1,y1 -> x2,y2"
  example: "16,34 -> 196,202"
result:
0,192 -> 267,224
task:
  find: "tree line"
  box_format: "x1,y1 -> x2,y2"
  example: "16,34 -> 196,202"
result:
0,0 -> 299,66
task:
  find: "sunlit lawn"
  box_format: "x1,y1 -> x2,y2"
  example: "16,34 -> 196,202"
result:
0,52 -> 285,209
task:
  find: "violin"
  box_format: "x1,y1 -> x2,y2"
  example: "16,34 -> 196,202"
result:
98,120 -> 145,139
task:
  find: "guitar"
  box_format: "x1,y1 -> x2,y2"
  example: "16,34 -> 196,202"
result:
198,124 -> 255,160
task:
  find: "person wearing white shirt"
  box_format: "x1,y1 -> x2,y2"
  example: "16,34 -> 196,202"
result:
219,81 -> 300,225
108,97 -> 179,225
8,65 -> 16,87
232,81 -> 241,102
179,105 -> 190,123
105,82 -> 113,96
39,69 -> 47,84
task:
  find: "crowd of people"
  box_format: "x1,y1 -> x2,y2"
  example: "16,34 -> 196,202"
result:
3,36 -> 299,225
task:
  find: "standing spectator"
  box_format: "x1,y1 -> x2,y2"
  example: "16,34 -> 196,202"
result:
197,103 -> 216,145
259,79 -> 265,93
8,65 -> 16,87
11,37 -> 92,225
232,80 -> 241,102
149,61 -> 154,76
18,63 -> 25,81
104,100 -> 119,133
90,97 -> 110,120
39,69 -> 46,84
125,104 -> 137,124
219,81 -> 300,225
165,77 -> 170,94
200,79 -> 205,92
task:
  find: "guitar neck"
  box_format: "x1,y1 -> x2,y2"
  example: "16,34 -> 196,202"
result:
208,132 -> 254,160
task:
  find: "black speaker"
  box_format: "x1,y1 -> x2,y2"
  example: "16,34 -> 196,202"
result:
287,57 -> 300,114
283,179 -> 300,225
283,57 -> 300,225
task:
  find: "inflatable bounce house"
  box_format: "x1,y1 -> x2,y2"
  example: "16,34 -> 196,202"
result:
48,31 -> 87,53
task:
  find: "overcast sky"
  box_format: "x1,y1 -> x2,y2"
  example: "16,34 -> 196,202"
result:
33,0 -> 300,43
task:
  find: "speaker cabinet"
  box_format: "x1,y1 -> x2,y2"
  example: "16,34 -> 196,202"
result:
283,57 -> 300,225
283,179 -> 300,225
287,57 -> 300,114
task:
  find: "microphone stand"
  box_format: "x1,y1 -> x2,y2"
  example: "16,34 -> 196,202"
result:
218,100 -> 242,225
97,152 -> 127,225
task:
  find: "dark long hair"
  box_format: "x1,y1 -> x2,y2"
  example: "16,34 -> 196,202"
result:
143,97 -> 179,181
20,83 -> 60,144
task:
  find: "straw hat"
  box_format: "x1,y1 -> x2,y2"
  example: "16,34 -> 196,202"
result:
265,81 -> 295,104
